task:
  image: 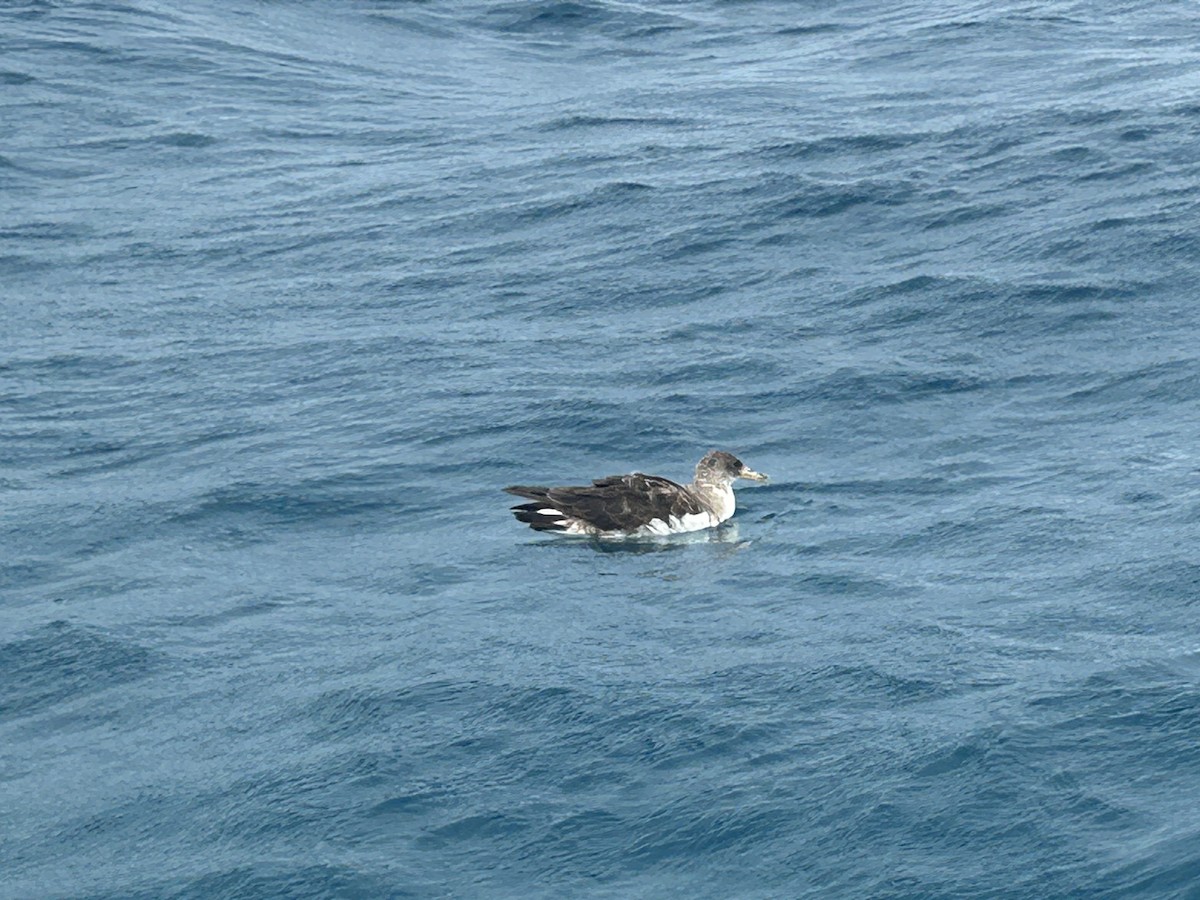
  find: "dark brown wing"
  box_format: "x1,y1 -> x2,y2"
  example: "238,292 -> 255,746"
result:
534,473 -> 704,532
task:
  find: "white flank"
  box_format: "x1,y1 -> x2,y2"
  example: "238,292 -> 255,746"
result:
678,511 -> 718,532
635,511 -> 718,536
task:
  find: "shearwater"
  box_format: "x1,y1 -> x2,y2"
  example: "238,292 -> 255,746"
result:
504,450 -> 768,537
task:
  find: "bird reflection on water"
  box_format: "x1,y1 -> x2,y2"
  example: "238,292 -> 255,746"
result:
527,521 -> 748,555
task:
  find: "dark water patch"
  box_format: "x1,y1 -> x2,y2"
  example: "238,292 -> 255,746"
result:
1121,561 -> 1200,605
846,274 -> 1144,340
485,684 -> 609,731
1118,126 -> 1156,142
49,425 -> 266,480
755,369 -> 986,409
0,559 -> 63,593
490,179 -> 661,228
776,23 -> 842,36
1015,281 -> 1138,306
0,623 -> 159,720
362,7 -> 461,40
1075,160 -> 1156,183
651,234 -> 737,261
485,0 -> 609,32
962,133 -> 1027,161
308,680 -> 499,740
393,562 -> 474,596
913,728 -> 998,778
1,220 -> 97,245
1066,359 -> 1198,407
540,114 -> 692,132
754,132 -> 926,161
168,471 -> 408,533
862,273 -> 943,299
156,131 -> 219,148
0,253 -> 55,275
921,200 -> 1010,230
1091,215 -> 1142,231
2,350 -> 134,381
156,597 -> 289,630
1044,308 -> 1120,333
8,36 -> 114,58
416,810 -> 531,849
1119,489 -> 1166,506
624,22 -> 687,40
722,662 -> 950,709
480,0 -> 679,38
1054,107 -> 1130,129
763,178 -> 917,219
624,797 -> 793,868
661,317 -> 762,341
633,356 -> 782,389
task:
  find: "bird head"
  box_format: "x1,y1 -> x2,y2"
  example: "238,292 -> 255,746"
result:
695,450 -> 768,485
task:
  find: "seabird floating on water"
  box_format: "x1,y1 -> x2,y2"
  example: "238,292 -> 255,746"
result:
505,450 -> 768,537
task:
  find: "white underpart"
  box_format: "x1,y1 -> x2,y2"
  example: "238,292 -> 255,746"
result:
635,510 -> 720,536
692,482 -> 736,525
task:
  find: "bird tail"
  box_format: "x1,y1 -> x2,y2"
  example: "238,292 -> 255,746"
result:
504,486 -> 570,532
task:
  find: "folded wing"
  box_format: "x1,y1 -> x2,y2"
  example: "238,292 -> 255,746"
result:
505,474 -> 704,533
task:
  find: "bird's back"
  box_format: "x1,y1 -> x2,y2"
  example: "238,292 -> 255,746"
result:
506,473 -> 711,535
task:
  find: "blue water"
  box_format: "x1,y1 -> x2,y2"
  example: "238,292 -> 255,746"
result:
4,1 -> 1200,896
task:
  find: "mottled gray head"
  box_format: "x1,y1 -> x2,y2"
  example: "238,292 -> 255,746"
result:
695,450 -> 769,484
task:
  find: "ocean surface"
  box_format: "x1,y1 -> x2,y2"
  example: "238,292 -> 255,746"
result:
3,1 -> 1200,897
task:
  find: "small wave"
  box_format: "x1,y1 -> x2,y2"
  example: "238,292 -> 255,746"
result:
540,113 -> 691,132
66,130 -> 219,152
485,0 -> 611,32
756,368 -> 987,409
156,131 -> 219,148
417,811 -> 531,849
481,0 -> 681,38
0,623 -> 159,720
168,473 -> 402,533
1065,359 -> 1198,406
0,253 -> 54,274
776,23 -> 842,36
753,132 -> 925,160
759,178 -> 918,220
0,220 -> 96,241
